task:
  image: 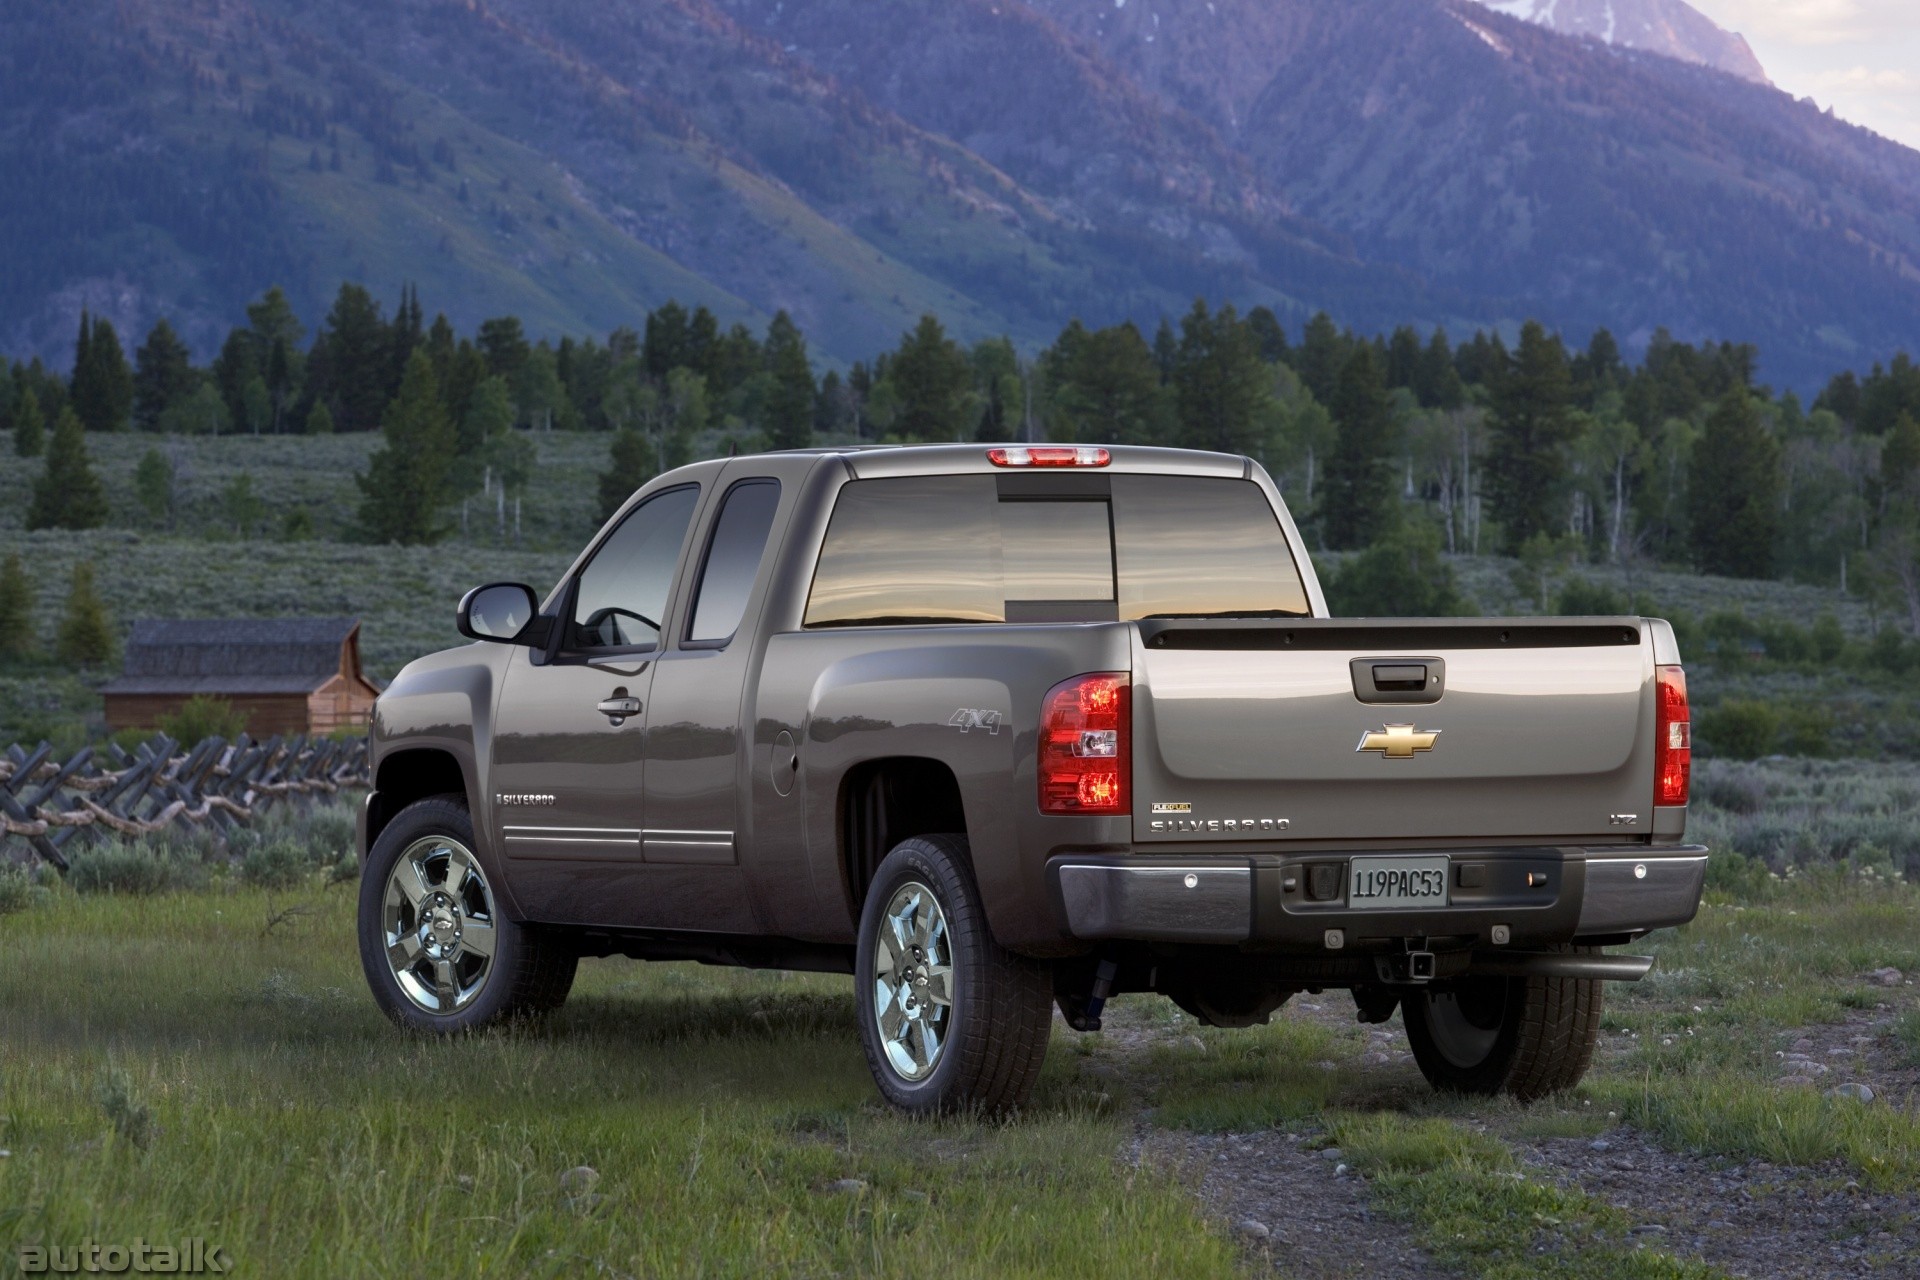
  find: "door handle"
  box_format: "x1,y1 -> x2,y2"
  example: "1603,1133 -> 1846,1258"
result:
597,696 -> 642,725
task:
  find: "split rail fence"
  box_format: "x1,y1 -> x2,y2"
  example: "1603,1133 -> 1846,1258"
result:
0,733 -> 370,871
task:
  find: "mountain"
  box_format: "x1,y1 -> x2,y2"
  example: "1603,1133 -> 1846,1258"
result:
1469,0 -> 1769,84
2,0 -> 1917,391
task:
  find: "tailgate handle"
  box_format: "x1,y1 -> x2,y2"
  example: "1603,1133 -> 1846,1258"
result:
1351,657 -> 1445,704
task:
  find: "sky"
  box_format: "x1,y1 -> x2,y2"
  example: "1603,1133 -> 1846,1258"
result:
1687,0 -> 1920,151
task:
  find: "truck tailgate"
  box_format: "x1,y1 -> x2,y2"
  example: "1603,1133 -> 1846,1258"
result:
1131,620 -> 1658,845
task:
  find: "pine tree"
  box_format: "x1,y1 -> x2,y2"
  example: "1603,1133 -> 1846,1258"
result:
1246,306 -> 1290,364
1484,321 -> 1577,549
687,307 -> 722,387
134,447 -> 175,527
55,561 -> 115,668
1051,321 -> 1170,445
1385,326 -> 1423,392
212,327 -> 260,429
1414,329 -> 1465,410
133,319 -> 196,431
304,400 -> 334,435
478,315 -> 530,382
72,315 -> 133,431
310,284 -> 390,432
643,301 -> 692,380
1296,312 -> 1345,406
1687,391 -> 1782,578
356,350 -> 456,544
1884,412 -> 1920,500
27,408 -> 109,531
0,552 -> 33,661
1151,318 -> 1178,383
1172,301 -> 1273,454
13,386 -> 44,457
1319,345 -> 1399,551
598,427 -> 654,521
886,315 -> 974,442
763,310 -> 816,451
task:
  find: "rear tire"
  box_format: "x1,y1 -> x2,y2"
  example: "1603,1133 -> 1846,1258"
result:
854,834 -> 1053,1116
358,795 -> 577,1032
1402,949 -> 1602,1101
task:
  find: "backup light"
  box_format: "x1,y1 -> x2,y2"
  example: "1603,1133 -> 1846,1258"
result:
987,446 -> 1111,468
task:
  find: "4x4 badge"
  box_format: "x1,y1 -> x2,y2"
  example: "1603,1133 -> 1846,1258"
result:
1356,724 -> 1440,758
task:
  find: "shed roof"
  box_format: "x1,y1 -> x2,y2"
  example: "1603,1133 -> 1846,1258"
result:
101,617 -> 365,697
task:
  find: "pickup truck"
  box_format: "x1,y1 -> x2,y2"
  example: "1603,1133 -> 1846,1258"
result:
356,443 -> 1707,1115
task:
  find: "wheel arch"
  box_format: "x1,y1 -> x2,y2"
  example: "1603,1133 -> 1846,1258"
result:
365,747 -> 474,858
837,756 -> 968,924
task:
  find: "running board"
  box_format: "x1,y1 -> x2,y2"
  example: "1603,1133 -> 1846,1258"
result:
1468,951 -> 1655,982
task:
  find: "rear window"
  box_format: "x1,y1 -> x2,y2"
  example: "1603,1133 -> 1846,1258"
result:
803,473 -> 1309,627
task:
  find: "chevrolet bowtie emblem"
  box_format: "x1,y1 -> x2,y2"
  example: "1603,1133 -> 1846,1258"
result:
1356,724 -> 1441,758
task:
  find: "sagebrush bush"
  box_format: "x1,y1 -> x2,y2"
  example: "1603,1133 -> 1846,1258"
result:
240,839 -> 317,890
66,842 -> 207,895
0,862 -> 36,913
1689,758 -> 1920,878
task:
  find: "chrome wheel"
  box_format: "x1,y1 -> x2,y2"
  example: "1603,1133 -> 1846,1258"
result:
871,880 -> 954,1082
382,836 -> 497,1014
1418,980 -> 1508,1068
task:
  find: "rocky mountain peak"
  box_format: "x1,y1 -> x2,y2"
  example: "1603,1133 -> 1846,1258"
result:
1469,0 -> 1769,83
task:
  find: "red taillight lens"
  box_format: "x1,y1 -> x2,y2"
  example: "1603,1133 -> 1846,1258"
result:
987,446 -> 1111,468
1655,665 -> 1690,807
1039,672 -> 1130,815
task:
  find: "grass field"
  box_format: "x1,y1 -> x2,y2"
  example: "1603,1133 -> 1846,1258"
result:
4,781 -> 1919,1278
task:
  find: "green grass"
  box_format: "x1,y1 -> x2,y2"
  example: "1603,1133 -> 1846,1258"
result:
0,886 -> 1236,1279
1327,1114 -> 1723,1280
6,797 -> 1920,1276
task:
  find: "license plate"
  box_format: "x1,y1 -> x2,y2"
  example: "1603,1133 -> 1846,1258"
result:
1348,855 -> 1450,909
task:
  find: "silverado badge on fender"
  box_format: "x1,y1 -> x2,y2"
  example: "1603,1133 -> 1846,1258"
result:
1356,724 -> 1441,758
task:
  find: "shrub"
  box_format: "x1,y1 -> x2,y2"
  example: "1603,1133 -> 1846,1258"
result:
55,561 -> 115,667
1703,848 -> 1776,901
1775,703 -> 1833,757
159,694 -> 248,745
0,863 -> 36,914
1326,521 -> 1468,617
1697,700 -> 1779,759
240,838 -> 315,890
66,842 -> 205,895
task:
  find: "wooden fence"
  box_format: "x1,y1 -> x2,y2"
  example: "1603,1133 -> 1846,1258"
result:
0,733 -> 370,871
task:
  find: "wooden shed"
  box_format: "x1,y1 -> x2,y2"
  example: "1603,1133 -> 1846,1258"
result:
101,618 -> 381,738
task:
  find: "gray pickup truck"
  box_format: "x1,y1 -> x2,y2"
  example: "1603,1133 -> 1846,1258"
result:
356,443 -> 1706,1114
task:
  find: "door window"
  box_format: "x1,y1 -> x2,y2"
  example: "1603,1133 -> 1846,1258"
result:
568,485 -> 700,650
686,479 -> 782,645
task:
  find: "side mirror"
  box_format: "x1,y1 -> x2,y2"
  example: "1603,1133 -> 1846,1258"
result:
458,583 -> 541,645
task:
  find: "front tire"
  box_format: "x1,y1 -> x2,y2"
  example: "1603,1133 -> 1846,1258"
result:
358,795 -> 576,1032
854,835 -> 1053,1116
1401,953 -> 1603,1101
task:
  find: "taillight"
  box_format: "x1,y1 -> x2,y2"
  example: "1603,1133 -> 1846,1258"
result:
987,446 -> 1111,468
1039,673 -> 1130,815
1655,665 -> 1690,807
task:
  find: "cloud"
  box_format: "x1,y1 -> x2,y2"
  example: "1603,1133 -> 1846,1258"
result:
1804,66 -> 1920,93
1690,0 -> 1899,47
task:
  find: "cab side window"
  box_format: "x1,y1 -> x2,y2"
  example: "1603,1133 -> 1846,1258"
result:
568,485 -> 700,651
686,479 -> 782,646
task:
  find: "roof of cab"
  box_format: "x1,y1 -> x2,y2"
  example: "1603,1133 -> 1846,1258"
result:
766,443 -> 1251,481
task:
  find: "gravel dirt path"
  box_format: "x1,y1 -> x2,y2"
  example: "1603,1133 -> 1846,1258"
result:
1096,989 -> 1920,1279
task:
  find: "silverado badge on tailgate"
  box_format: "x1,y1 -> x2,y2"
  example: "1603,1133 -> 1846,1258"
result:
1355,724 -> 1441,758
